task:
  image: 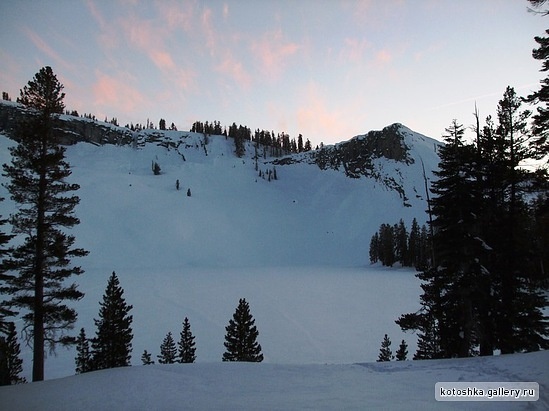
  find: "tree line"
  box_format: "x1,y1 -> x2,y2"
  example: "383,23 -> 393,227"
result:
369,218 -> 431,269
74,273 -> 263,374
191,120 -> 313,158
396,85 -> 549,359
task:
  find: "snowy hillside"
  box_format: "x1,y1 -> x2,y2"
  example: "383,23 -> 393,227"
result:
1,124 -> 547,408
2,351 -> 548,410
0,124 -> 442,380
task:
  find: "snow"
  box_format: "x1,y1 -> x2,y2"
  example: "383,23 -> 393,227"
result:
2,351 -> 548,410
0,128 -> 547,409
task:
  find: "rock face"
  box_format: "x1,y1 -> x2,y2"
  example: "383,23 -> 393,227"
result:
0,101 -> 133,145
313,123 -> 414,178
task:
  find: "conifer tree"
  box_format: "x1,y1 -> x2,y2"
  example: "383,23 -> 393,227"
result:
222,298 -> 263,362
395,339 -> 408,361
525,9 -> 549,161
91,272 -> 133,370
141,350 -> 154,365
376,334 -> 393,362
0,323 -> 25,385
369,232 -> 379,264
1,66 -> 88,381
75,328 -> 92,374
0,197 -> 14,335
178,317 -> 196,363
158,332 -> 177,364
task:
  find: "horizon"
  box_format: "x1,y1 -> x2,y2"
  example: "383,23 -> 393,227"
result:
0,1 -> 547,147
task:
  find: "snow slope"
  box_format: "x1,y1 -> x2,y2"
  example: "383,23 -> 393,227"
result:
1,127 -> 547,408
2,351 -> 548,410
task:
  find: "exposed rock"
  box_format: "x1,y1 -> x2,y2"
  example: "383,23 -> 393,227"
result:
0,100 -> 134,145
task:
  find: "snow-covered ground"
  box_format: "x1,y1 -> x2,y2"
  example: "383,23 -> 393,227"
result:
2,351 -> 548,410
1,127 -> 546,408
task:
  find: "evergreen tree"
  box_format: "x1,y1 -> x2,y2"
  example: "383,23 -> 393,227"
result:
378,224 -> 395,266
222,298 -> 263,362
91,272 -> 133,370
178,317 -> 196,363
1,67 -> 88,381
158,332 -> 177,364
525,17 -> 549,161
369,232 -> 379,264
141,350 -> 154,365
376,334 -> 393,362
395,339 -> 408,361
75,328 -> 92,374
394,219 -> 408,266
0,323 -> 25,385
408,218 -> 421,269
0,197 -> 15,335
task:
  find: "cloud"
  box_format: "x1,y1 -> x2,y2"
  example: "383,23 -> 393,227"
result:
93,71 -> 146,113
340,38 -> 371,63
251,29 -> 301,79
374,49 -> 392,67
295,83 -> 356,142
23,27 -> 74,71
216,52 -> 252,89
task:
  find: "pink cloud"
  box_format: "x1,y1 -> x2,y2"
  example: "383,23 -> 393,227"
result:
340,38 -> 371,63
23,27 -> 74,71
251,29 -> 301,79
295,83 -> 355,142
374,49 -> 392,67
216,52 -> 252,89
93,72 -> 146,114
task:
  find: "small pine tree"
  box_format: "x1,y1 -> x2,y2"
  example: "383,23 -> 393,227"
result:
152,161 -> 161,175
141,350 -> 154,365
0,323 -> 26,385
75,328 -> 92,374
395,339 -> 408,361
92,272 -> 133,370
158,332 -> 177,364
178,317 -> 196,363
377,334 -> 393,362
222,298 -> 263,362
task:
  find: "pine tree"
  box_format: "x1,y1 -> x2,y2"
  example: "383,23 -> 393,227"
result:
158,332 -> 177,364
369,232 -> 379,264
408,218 -> 421,269
395,339 -> 408,361
222,298 -> 263,362
75,328 -> 92,374
394,219 -> 408,266
91,272 -> 133,370
525,21 -> 549,161
178,317 -> 196,363
0,197 -> 15,335
0,323 -> 25,385
377,334 -> 393,362
141,350 -> 154,365
1,67 -> 88,381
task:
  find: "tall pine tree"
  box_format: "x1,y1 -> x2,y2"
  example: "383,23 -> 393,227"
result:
1,66 -> 88,381
222,298 -> 263,362
91,272 -> 133,370
178,317 -> 196,363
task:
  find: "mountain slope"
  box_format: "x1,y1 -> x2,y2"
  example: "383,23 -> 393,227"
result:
0,119 -> 441,380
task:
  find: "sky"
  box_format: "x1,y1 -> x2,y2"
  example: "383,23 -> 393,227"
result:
0,0 -> 547,146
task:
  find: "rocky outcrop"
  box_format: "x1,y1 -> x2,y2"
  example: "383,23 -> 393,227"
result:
311,123 -> 414,178
0,101 -> 133,145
